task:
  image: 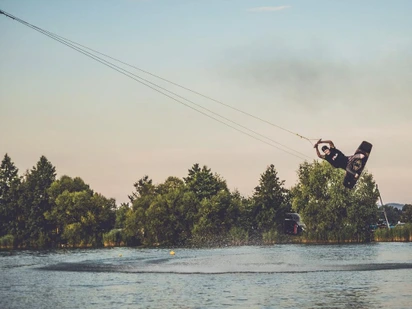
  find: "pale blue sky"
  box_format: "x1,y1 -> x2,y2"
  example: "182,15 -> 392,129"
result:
1,0 -> 411,204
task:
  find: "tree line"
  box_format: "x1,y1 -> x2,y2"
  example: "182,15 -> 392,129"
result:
0,153 -> 410,249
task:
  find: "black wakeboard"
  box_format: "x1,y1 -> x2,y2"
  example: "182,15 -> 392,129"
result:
343,141 -> 373,189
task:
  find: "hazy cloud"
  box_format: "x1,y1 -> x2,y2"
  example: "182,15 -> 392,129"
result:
247,6 -> 291,12
220,39 -> 412,123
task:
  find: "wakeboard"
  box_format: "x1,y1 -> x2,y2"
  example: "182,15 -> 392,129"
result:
343,141 -> 373,189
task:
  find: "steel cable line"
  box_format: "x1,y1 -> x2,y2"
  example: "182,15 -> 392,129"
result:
24,19 -> 318,145
43,30 -> 319,145
41,30 -> 318,144
1,9 -> 313,160
43,34 -> 310,159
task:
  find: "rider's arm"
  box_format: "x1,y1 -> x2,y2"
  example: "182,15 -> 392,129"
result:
315,144 -> 325,159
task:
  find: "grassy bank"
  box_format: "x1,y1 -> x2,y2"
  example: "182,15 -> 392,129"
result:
373,224 -> 412,242
2,226 -> 412,250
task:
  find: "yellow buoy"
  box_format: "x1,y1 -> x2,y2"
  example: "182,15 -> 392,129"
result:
170,251 -> 175,255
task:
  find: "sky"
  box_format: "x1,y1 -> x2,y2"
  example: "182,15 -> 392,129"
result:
1,0 -> 411,205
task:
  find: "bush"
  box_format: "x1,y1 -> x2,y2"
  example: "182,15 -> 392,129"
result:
374,224 -> 412,242
262,228 -> 289,244
228,227 -> 248,245
0,234 -> 14,248
62,223 -> 83,247
103,229 -> 125,246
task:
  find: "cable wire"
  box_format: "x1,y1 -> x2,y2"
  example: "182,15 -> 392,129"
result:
0,9 -> 315,160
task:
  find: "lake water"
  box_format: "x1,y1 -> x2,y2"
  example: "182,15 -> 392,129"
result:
1,243 -> 411,309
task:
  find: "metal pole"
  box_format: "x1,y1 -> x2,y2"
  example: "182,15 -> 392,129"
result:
376,184 -> 390,229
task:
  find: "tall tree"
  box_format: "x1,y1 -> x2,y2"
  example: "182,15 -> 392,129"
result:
47,190 -> 92,246
230,189 -> 252,229
146,176 -> 188,245
88,193 -> 116,246
0,154 -> 21,237
192,189 -> 233,242
45,175 -> 94,245
347,173 -> 379,241
45,176 -> 116,247
251,164 -> 290,235
292,161 -> 350,239
124,175 -> 156,244
144,184 -> 186,246
184,163 -> 228,201
19,156 -> 56,247
291,160 -> 378,242
115,203 -> 130,229
48,175 -> 93,201
128,175 -> 155,203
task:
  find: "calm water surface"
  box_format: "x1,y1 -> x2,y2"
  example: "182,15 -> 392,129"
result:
1,243 -> 411,308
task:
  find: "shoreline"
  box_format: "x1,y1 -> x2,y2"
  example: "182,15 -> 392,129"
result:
1,238 -> 411,251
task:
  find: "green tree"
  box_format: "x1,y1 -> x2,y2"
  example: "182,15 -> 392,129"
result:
144,182 -> 186,246
151,177 -> 189,245
123,208 -> 143,246
228,189 -> 252,244
401,204 -> 412,223
184,163 -> 228,201
130,176 -> 196,246
378,205 -> 402,225
292,161 -> 350,240
251,164 -> 290,236
45,190 -> 92,246
192,189 -> 233,242
0,154 -> 21,238
347,173 -> 379,241
128,175 -> 155,203
19,156 -> 56,247
115,202 -> 130,229
156,176 -> 185,195
176,190 -> 200,244
45,176 -> 116,247
229,189 -> 249,227
46,175 -> 94,244
182,164 -> 232,244
124,175 -> 157,245
292,160 -> 378,242
48,175 -> 93,201
88,193 -> 116,246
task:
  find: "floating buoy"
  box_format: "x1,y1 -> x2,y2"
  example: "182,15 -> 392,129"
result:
170,251 -> 175,255
119,254 -> 122,257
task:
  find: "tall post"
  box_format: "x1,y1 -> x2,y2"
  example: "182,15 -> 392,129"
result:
376,184 -> 390,229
